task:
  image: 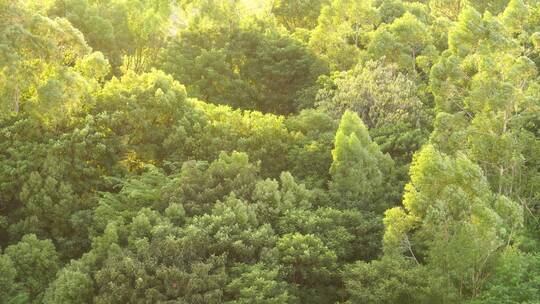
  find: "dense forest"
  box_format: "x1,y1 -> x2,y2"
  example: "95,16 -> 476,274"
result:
1,0 -> 539,303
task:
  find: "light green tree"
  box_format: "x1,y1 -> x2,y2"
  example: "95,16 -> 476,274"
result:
309,0 -> 380,70
329,111 -> 394,212
383,145 -> 523,299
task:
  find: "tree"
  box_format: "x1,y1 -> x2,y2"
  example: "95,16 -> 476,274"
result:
430,3 -> 540,239
252,172 -> 314,227
383,145 -> 523,299
367,12 -> 436,72
0,254 -> 18,303
309,0 -> 380,70
277,207 -> 383,262
274,233 -> 338,303
329,111 -> 394,212
173,151 -> 260,216
1,1 -> 540,303
446,6 -> 508,58
88,208 -> 229,303
190,195 -> 276,265
270,0 -> 329,31
93,165 -> 174,232
285,109 -> 337,188
159,14 -> 327,114
471,248 -> 540,304
0,1 -> 91,118
95,69 -> 203,165
47,0 -> 173,73
343,256 -> 452,304
195,102 -> 296,176
226,264 -> 296,304
1,115 -> 123,259
4,234 -> 60,303
316,60 -> 431,163
43,270 -> 94,304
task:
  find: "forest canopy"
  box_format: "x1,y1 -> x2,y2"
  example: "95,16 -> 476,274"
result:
0,0 -> 539,303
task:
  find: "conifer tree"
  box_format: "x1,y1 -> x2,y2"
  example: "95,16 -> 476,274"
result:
329,111 -> 393,212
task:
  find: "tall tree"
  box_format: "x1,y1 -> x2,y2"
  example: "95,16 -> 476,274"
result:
383,145 -> 523,299
329,111 -> 394,212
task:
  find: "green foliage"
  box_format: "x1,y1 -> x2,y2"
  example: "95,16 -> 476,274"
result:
0,1 -> 92,119
274,233 -> 338,302
43,270 -> 94,304
190,195 -> 276,265
75,51 -> 111,82
47,0 -> 172,73
384,145 -> 523,299
0,115 -> 123,258
0,254 -> 17,303
93,165 -> 174,232
430,2 -> 540,241
1,0 -> 539,303
368,12 -> 435,72
252,172 -> 315,227
226,264 -> 296,304
343,256 -> 452,304
285,109 -> 337,187
277,207 -> 383,262
194,102 -> 296,176
317,60 -> 432,163
271,0 -> 329,31
3,235 -> 60,303
95,69 -> 200,164
174,151 -> 260,216
310,0 -> 380,70
159,15 -> 327,114
470,248 -> 540,304
329,111 -> 394,212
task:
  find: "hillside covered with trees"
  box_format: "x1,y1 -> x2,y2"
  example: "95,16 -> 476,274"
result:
0,0 -> 539,303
